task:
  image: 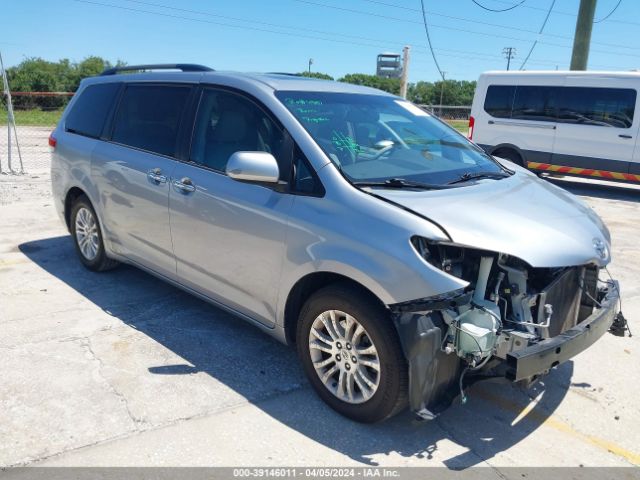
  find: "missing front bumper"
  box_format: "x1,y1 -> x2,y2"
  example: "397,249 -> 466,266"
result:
505,281 -> 619,382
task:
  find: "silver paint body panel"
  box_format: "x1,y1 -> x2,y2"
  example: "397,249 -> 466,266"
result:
51,71 -> 612,344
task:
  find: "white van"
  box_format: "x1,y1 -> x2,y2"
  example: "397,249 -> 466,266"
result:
469,71 -> 640,184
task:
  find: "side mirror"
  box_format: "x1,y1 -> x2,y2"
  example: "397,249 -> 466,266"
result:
226,152 -> 280,184
374,140 -> 394,149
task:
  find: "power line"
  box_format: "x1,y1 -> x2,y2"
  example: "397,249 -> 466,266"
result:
70,0 -> 552,68
471,0 -> 525,12
594,0 -> 622,23
519,0 -> 556,70
119,0 -> 632,69
356,0 -> 573,43
490,0 -> 639,26
419,0 -> 445,80
355,0 -> 640,52
296,0 -> 640,54
71,0 -> 635,73
73,0 -> 411,51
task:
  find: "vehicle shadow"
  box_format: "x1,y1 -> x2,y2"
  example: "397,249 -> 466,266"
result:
544,175 -> 640,202
19,236 -> 573,468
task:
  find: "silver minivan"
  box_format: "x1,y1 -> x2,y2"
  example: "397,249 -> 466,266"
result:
51,64 -> 620,423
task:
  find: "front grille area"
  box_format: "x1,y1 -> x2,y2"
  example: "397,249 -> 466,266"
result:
536,267 -> 585,338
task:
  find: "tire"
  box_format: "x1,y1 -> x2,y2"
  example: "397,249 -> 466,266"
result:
494,149 -> 524,167
296,283 -> 408,423
69,195 -> 119,272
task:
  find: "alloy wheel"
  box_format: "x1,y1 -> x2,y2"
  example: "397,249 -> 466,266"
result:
308,309 -> 381,404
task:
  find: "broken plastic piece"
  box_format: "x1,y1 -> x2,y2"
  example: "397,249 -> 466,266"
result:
609,311 -> 632,337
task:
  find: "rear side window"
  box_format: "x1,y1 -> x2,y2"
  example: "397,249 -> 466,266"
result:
557,87 -> 636,128
111,84 -> 191,157
512,86 -> 557,122
65,83 -> 121,138
483,85 -> 515,118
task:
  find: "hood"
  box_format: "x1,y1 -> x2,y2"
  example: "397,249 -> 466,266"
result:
371,170 -> 611,268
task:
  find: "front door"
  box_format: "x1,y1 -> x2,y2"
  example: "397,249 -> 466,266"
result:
169,88 -> 293,326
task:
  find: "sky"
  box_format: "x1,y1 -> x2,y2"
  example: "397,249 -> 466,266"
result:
2,0 -> 640,84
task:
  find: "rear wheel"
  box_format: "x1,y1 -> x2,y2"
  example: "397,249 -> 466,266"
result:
493,148 -> 524,167
296,283 -> 408,423
70,195 -> 119,272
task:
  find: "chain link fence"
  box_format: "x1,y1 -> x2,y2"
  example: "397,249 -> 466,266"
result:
419,105 -> 471,120
1,92 -> 71,205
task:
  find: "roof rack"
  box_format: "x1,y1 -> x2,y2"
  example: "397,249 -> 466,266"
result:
265,72 -> 303,77
100,64 -> 214,76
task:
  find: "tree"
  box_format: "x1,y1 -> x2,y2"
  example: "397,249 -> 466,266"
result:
408,81 -> 436,104
298,71 -> 334,80
408,79 -> 476,105
338,73 -> 401,95
5,56 -> 123,109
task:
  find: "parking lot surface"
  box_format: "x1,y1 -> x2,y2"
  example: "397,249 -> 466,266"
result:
0,172 -> 639,470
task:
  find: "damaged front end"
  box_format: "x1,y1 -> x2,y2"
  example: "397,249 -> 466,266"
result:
390,237 -> 620,420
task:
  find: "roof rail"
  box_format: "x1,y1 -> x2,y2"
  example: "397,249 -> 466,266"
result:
266,72 -> 303,77
100,64 -> 214,76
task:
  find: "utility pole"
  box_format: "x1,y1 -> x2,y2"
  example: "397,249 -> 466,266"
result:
399,46 -> 410,99
308,58 -> 313,73
570,0 -> 597,70
502,47 -> 516,71
439,71 -> 447,116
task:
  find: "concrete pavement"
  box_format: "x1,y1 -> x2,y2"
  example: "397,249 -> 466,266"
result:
1,174 -> 638,470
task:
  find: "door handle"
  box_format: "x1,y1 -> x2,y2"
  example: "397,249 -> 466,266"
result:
173,177 -> 196,193
147,168 -> 167,183
619,134 -> 633,139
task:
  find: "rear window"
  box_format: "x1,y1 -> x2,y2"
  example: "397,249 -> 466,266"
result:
65,83 -> 121,138
111,84 -> 191,157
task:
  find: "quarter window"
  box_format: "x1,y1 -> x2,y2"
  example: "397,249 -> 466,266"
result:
65,83 -> 121,138
291,147 -> 323,195
190,90 -> 284,173
111,84 -> 191,157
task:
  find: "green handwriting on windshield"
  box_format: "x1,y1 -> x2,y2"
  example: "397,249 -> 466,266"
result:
284,98 -> 330,124
302,116 -> 330,124
332,131 -> 361,154
284,98 -> 323,106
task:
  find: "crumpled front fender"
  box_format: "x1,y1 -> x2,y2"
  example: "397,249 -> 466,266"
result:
392,311 -> 460,418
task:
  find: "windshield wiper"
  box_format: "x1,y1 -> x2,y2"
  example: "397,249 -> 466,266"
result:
352,178 -> 454,190
447,171 -> 512,185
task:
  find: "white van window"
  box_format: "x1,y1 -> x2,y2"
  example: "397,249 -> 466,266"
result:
512,86 -> 556,122
484,85 -> 636,129
557,87 -> 636,128
483,85 -> 515,119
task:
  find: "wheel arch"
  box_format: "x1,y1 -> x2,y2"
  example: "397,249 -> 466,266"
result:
489,143 -> 526,165
64,186 -> 89,231
283,271 -> 387,345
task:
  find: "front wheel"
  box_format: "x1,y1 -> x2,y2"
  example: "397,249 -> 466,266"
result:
70,195 -> 119,271
296,283 -> 408,423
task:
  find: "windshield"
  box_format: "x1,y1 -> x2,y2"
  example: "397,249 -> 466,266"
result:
276,91 -> 503,186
